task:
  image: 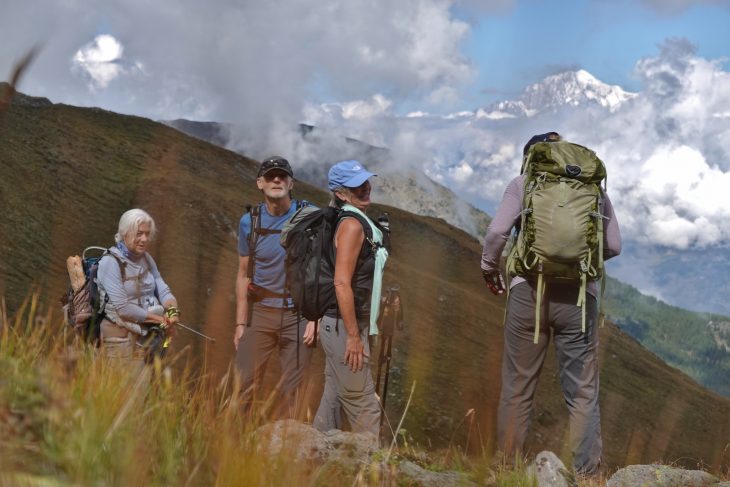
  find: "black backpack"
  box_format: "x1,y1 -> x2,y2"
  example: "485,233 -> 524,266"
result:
280,206 -> 383,321
245,200 -> 307,290
62,246 -> 125,344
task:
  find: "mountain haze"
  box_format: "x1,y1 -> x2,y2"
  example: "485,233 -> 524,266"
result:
163,118 -> 492,237
2,84 -> 730,470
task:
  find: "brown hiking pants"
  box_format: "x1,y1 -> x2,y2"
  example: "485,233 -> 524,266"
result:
234,304 -> 312,419
498,281 -> 601,475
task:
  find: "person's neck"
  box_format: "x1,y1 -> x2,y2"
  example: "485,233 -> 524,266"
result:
264,197 -> 292,216
344,202 -> 368,213
117,241 -> 144,261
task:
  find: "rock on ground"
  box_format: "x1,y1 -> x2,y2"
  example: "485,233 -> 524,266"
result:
255,420 -> 476,486
607,464 -> 719,487
527,451 -> 571,487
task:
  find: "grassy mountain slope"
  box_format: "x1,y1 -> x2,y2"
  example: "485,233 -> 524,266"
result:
603,276 -> 730,396
2,85 -> 730,471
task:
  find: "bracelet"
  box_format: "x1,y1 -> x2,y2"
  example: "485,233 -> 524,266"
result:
236,323 -> 247,327
165,306 -> 180,319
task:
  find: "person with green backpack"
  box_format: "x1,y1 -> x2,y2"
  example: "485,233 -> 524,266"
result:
481,132 -> 622,476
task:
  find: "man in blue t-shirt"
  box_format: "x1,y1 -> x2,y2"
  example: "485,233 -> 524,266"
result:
233,156 -> 316,418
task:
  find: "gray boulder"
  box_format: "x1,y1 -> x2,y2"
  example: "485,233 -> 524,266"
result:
607,464 -> 719,487
397,460 -> 477,487
526,451 -> 571,487
255,419 -> 378,464
255,420 -> 477,486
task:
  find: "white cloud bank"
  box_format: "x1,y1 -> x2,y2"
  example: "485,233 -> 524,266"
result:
0,0 -> 480,152
303,39 -> 730,250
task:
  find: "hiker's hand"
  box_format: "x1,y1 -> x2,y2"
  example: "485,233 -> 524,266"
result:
344,334 -> 365,372
303,320 -> 317,346
233,324 -> 245,351
164,315 -> 179,338
483,270 -> 506,295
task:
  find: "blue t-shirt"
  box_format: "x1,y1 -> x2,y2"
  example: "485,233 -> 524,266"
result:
238,200 -> 301,308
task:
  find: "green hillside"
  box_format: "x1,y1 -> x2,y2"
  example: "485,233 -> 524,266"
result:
2,84 -> 730,471
603,276 -> 730,396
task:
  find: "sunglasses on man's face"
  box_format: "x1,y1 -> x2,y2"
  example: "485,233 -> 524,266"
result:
262,170 -> 290,181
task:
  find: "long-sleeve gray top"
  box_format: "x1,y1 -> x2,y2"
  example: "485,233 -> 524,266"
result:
481,174 -> 622,295
96,246 -> 175,324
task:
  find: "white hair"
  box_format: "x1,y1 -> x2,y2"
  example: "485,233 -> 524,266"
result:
114,208 -> 156,243
329,187 -> 349,208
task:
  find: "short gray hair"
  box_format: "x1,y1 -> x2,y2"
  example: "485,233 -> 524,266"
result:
115,208 -> 157,243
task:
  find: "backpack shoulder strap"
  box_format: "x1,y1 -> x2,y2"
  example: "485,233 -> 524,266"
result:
104,250 -> 127,282
247,204 -> 262,280
338,210 -> 374,241
338,210 -> 383,260
143,253 -> 161,301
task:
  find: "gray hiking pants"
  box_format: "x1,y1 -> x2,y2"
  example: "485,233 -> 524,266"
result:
235,304 -> 312,419
498,281 -> 601,475
313,314 -> 381,437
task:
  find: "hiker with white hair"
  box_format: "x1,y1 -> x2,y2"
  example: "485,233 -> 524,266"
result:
96,208 -> 179,368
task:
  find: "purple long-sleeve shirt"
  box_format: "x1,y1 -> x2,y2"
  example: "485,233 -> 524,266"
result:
97,246 -> 175,323
481,174 -> 622,294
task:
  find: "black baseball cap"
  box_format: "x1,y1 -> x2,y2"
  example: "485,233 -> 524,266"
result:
523,132 -> 561,156
258,156 -> 294,178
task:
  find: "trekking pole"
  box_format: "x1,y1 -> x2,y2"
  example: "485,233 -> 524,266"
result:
175,322 -> 217,342
375,285 -> 403,426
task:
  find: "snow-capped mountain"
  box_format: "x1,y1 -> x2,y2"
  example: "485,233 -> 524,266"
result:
476,69 -> 637,119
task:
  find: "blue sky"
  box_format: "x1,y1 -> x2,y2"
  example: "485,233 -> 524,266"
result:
458,0 -> 730,109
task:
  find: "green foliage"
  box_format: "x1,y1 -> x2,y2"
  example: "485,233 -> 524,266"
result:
603,276 -> 730,396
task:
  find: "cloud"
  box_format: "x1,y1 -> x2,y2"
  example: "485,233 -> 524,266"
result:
1,0 -> 474,155
71,34 -> 127,89
341,95 -> 393,121
2,2 -> 729,252
300,38 -> 730,251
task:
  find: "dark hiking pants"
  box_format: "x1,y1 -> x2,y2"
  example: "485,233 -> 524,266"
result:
498,281 -> 601,475
235,304 -> 312,419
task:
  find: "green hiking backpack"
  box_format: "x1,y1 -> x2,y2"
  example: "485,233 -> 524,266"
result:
506,140 -> 607,343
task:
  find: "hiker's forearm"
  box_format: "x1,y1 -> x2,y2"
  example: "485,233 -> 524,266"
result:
482,176 -> 523,272
601,192 -> 622,260
334,282 -> 360,337
147,255 -> 175,305
235,275 -> 250,325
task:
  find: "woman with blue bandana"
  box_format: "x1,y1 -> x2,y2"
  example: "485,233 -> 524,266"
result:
313,160 -> 389,438
96,208 -> 179,369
